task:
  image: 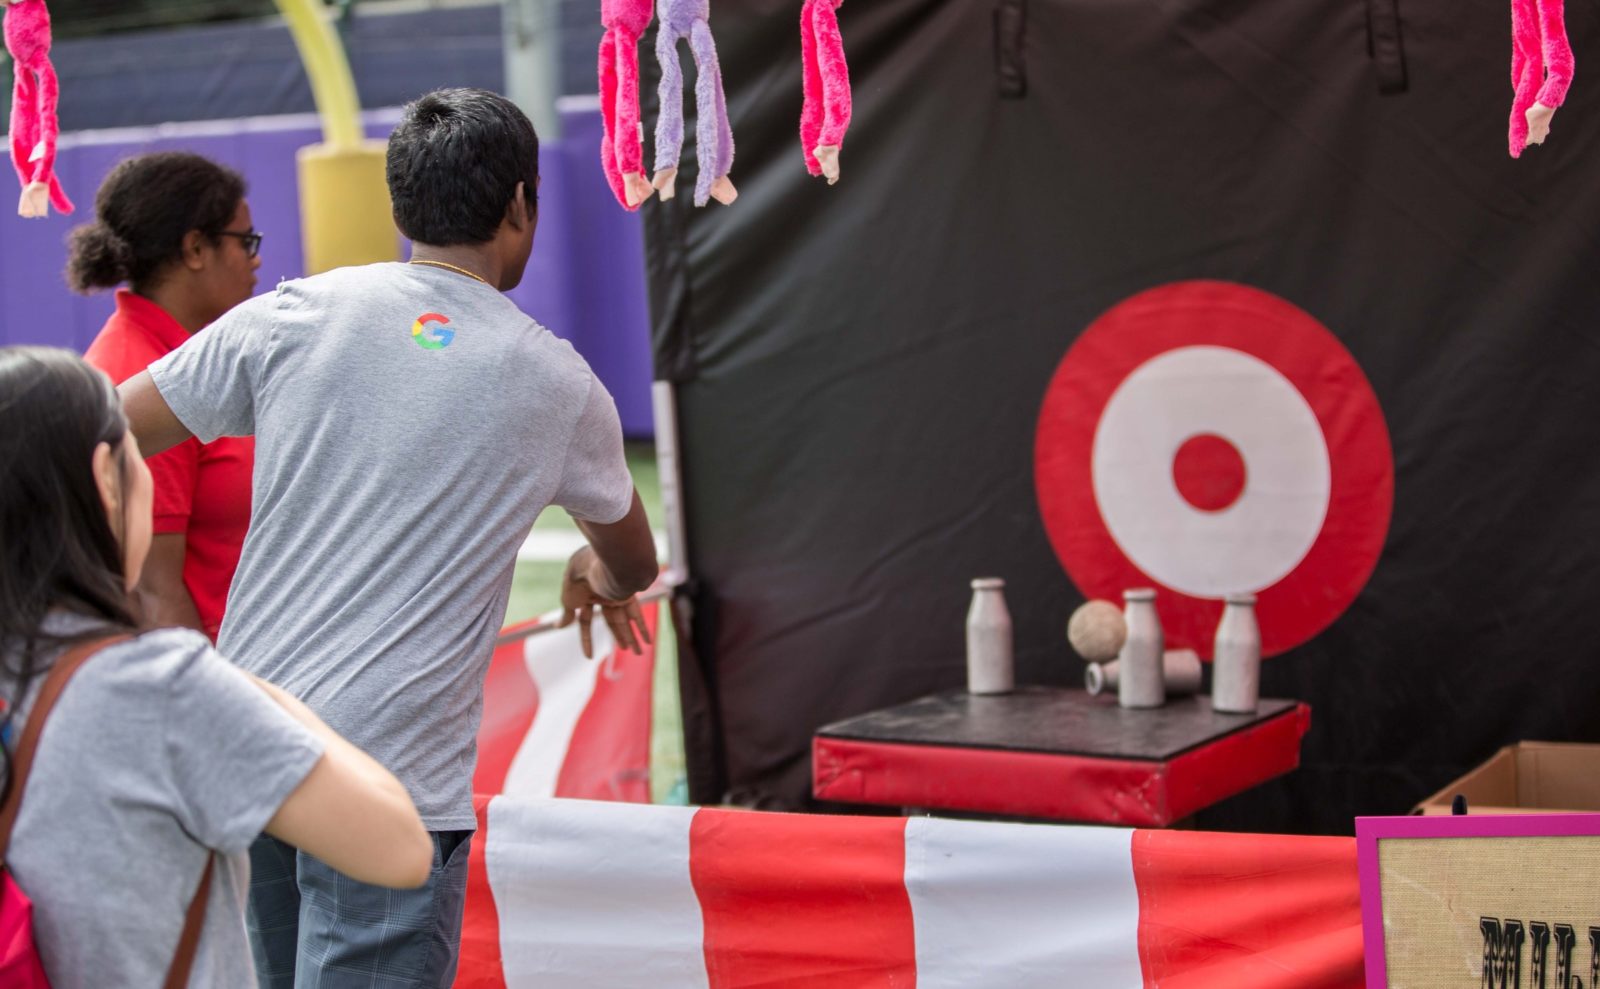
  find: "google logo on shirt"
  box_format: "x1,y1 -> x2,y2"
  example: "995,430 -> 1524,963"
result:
412,312 -> 455,350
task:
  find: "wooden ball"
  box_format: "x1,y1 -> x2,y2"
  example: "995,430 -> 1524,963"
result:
1067,599 -> 1127,663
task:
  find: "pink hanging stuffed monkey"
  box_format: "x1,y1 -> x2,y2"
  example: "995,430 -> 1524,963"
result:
5,0 -> 72,218
1509,0 -> 1574,157
799,0 -> 850,184
599,0 -> 655,209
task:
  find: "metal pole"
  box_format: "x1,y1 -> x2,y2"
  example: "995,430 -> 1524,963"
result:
502,0 -> 563,142
652,381 -> 691,590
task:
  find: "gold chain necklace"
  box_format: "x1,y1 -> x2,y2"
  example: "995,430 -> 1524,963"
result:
408,258 -> 491,286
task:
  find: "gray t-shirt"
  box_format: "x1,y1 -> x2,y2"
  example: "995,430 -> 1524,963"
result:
7,625 -> 323,988
148,262 -> 635,828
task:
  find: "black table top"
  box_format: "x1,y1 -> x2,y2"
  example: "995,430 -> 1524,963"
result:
815,686 -> 1301,762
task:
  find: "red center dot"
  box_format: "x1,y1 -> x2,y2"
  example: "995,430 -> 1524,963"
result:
1172,433 -> 1247,512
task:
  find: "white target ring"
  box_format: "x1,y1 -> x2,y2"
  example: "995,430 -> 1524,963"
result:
1035,280 -> 1395,658
1091,346 -> 1331,598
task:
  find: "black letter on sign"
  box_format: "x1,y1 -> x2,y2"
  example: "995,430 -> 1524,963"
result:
1482,918 -> 1526,989
1554,925 -> 1579,989
1534,922 -> 1554,989
1589,927 -> 1600,989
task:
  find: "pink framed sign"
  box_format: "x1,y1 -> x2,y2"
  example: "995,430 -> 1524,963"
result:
1357,813 -> 1600,988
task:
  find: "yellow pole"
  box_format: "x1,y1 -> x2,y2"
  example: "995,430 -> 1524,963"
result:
275,0 -> 397,274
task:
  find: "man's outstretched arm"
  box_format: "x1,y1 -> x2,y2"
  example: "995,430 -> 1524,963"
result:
118,370 -> 194,458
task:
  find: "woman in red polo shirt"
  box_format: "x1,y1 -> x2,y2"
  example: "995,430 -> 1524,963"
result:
73,152 -> 261,641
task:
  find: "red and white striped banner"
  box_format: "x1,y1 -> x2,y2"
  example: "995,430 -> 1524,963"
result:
473,602 -> 659,802
453,797 -> 1363,989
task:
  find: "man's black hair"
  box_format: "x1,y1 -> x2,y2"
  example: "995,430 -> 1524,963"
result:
386,88 -> 539,246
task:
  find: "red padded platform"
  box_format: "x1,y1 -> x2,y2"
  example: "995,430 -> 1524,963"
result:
813,688 -> 1311,826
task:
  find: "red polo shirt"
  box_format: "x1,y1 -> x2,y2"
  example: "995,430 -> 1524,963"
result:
84,291 -> 253,640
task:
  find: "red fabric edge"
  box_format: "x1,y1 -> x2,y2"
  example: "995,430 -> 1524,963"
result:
553,601 -> 659,801
1162,704 -> 1311,821
450,795 -> 506,989
814,735 -> 1174,825
691,808 -> 917,987
1133,828 -> 1364,989
471,640 -> 540,795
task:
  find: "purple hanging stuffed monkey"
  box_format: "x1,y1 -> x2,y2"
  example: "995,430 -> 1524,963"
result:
651,0 -> 737,206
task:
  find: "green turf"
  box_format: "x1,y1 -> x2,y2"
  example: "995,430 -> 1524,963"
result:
504,441 -> 686,805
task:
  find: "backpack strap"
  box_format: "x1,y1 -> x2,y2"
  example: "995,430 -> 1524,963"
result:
0,633 -> 215,988
0,635 -> 131,858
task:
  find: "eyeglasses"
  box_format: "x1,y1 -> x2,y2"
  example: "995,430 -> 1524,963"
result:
217,229 -> 263,259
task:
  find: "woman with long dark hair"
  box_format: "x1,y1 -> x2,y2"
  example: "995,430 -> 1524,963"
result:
0,347 -> 431,988
72,152 -> 261,642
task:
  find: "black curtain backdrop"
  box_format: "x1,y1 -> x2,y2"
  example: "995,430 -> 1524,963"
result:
642,0 -> 1600,833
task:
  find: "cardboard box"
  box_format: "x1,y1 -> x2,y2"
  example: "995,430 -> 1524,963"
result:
1414,741 -> 1600,815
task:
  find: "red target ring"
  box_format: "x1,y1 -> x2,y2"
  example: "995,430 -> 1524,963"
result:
1034,281 -> 1394,658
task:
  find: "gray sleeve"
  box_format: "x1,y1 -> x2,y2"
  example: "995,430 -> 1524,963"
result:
162,636 -> 324,854
147,291 -> 278,442
552,374 -> 636,524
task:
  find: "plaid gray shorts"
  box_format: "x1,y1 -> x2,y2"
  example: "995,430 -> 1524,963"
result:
246,830 -> 472,989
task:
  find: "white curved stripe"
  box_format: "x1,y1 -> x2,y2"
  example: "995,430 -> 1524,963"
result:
905,817 -> 1143,989
501,614 -> 613,798
1092,345 -> 1331,597
486,798 -> 709,988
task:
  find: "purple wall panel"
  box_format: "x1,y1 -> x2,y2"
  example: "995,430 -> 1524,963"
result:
551,105 -> 655,437
0,107 -> 655,436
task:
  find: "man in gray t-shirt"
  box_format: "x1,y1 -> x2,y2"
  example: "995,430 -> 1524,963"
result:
119,88 -> 659,988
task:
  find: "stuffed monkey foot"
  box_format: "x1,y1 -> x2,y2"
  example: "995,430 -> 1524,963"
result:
708,175 -> 738,205
1525,101 -> 1557,147
812,145 -> 841,185
651,167 -> 678,201
18,181 -> 49,219
624,172 -> 655,207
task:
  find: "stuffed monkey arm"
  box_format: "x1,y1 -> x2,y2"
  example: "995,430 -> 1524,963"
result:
614,23 -> 654,206
25,49 -> 70,215
1511,0 -> 1575,155
799,0 -> 824,176
652,13 -> 686,200
598,0 -> 655,210
1509,0 -> 1542,156
599,30 -> 627,206
689,17 -> 736,206
1525,0 -> 1574,148
808,0 -> 850,185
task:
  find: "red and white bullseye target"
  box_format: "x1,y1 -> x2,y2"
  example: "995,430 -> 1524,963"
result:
1034,281 -> 1394,658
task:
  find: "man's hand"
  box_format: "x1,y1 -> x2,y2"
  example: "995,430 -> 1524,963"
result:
559,546 -> 652,659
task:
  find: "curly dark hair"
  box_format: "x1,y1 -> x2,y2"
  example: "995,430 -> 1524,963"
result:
65,152 -> 246,294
